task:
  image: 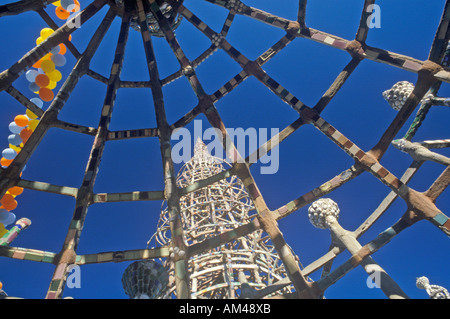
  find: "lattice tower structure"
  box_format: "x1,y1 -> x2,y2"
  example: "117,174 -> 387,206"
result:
151,139 -> 295,298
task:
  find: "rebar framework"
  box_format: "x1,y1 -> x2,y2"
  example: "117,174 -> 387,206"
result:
0,0 -> 448,299
150,139 -> 295,298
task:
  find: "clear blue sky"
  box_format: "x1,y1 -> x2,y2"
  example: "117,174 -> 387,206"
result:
0,0 -> 449,299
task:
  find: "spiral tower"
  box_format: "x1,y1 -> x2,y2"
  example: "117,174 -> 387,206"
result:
0,0 -> 448,300
147,138 -> 295,298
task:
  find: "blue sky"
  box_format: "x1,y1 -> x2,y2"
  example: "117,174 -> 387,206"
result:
0,0 -> 449,299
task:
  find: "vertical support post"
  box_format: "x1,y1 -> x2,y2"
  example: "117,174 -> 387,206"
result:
46,10 -> 128,299
136,0 -> 190,299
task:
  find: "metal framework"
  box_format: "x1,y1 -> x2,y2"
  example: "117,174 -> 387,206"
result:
144,139 -> 295,298
0,0 -> 448,299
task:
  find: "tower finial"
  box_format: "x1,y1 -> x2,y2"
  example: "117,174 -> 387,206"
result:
192,138 -> 213,163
